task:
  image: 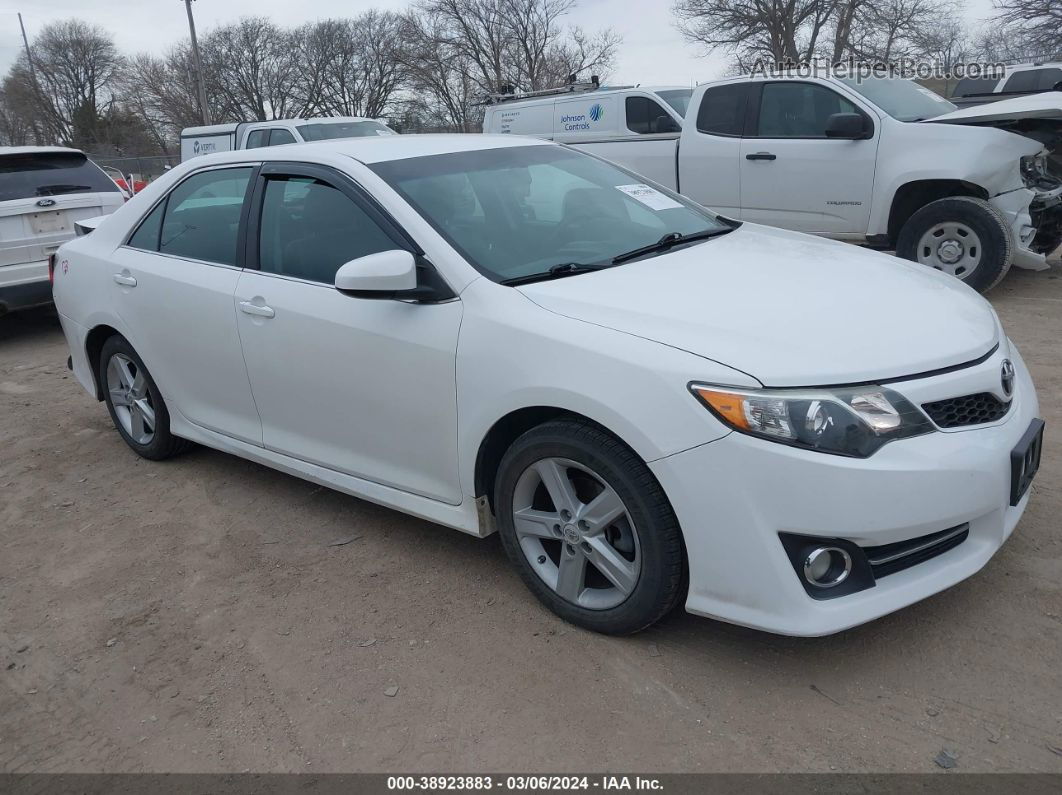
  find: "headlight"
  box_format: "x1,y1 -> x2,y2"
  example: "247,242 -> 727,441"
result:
1020,153 -> 1056,189
689,383 -> 934,457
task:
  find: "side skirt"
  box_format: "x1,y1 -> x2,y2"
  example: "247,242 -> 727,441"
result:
170,411 -> 489,538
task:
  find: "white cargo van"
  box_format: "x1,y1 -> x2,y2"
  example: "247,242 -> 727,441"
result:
180,116 -> 397,162
482,83 -> 692,191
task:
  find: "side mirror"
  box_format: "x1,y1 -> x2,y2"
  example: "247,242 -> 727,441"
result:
334,250 -> 453,302
825,112 -> 868,139
653,115 -> 681,134
1052,81 -> 1062,92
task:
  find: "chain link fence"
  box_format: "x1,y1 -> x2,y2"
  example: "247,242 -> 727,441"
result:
90,154 -> 180,185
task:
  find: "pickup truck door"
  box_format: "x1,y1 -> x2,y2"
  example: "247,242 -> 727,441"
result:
739,81 -> 878,234
677,83 -> 747,217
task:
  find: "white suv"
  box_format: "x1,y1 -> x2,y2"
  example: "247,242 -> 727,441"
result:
0,146 -> 124,315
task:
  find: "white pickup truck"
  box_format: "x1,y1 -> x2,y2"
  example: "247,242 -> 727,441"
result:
180,116 -> 396,162
486,75 -> 1062,292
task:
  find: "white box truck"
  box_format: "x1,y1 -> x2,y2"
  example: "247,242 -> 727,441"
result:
180,116 -> 397,161
484,74 -> 1062,292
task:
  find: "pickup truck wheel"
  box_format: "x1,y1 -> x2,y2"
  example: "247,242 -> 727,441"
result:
494,419 -> 686,635
896,196 -> 1011,293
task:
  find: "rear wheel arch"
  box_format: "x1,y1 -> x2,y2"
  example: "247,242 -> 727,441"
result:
887,179 -> 989,244
85,324 -> 122,400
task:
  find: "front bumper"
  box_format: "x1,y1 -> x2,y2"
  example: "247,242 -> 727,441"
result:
651,344 -> 1039,636
992,188 -> 1061,269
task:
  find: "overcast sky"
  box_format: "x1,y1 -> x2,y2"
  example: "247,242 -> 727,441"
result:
0,0 -> 1000,89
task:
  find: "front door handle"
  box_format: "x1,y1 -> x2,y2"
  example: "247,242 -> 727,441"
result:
239,300 -> 275,319
113,273 -> 137,287
745,152 -> 777,161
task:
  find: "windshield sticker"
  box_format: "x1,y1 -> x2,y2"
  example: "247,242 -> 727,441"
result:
615,184 -> 683,211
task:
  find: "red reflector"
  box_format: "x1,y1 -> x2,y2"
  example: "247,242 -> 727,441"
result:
48,254 -> 57,283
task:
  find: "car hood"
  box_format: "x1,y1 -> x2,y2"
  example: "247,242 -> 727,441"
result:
926,92 -> 1062,126
517,225 -> 999,387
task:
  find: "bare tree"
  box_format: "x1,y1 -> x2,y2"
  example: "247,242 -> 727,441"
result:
296,13 -> 407,118
3,19 -> 124,146
673,0 -> 837,63
991,0 -> 1062,58
200,18 -> 302,121
398,11 -> 483,131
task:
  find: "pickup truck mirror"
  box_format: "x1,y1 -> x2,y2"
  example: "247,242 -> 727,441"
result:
653,115 -> 681,134
1053,80 -> 1062,92
824,112 -> 868,139
335,250 -> 453,302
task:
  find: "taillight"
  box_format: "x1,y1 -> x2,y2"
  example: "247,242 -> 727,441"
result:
48,253 -> 57,283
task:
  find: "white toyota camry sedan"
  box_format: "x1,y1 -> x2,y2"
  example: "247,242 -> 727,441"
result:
52,135 -> 1043,636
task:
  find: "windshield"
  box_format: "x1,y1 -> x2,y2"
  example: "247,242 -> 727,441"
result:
837,76 -> 956,121
0,152 -> 119,202
370,145 -> 730,283
656,89 -> 693,118
296,121 -> 396,140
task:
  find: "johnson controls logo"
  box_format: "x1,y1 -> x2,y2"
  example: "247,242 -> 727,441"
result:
560,103 -> 605,132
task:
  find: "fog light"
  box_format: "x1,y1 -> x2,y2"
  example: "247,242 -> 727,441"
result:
803,547 -> 852,588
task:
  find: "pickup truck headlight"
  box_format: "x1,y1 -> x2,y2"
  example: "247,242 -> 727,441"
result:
689,383 -> 934,457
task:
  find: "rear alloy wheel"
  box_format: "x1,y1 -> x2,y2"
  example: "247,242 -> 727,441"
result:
895,196 -> 1012,293
99,335 -> 191,460
495,419 -> 685,635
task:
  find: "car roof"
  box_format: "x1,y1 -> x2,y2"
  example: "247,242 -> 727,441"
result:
0,145 -> 85,156
188,133 -> 553,167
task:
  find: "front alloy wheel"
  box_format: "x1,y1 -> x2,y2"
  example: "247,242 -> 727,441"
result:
512,457 -> 641,610
495,418 -> 686,635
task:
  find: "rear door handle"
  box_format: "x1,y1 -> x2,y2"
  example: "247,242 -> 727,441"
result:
239,300 -> 275,319
113,273 -> 137,287
745,152 -> 777,161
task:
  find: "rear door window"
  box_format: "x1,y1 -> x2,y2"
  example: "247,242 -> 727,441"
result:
158,167 -> 252,265
0,152 -> 120,202
695,84 -> 748,136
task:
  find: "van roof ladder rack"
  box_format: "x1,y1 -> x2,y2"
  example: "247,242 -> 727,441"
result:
478,74 -> 602,106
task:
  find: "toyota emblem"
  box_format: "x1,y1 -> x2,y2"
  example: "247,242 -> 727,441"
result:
1000,360 -> 1015,397
36,198 -> 56,207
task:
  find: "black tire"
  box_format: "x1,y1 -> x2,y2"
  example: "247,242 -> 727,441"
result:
895,196 -> 1012,293
494,418 -> 686,635
98,334 -> 192,460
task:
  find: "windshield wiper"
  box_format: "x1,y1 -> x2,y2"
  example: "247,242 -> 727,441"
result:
611,228 -> 733,265
500,261 -> 613,286
35,184 -> 93,196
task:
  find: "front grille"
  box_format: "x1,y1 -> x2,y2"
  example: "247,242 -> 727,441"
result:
863,523 -> 970,579
922,392 -> 1010,428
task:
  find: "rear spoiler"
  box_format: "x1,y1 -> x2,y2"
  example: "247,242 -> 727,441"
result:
75,215 -> 109,236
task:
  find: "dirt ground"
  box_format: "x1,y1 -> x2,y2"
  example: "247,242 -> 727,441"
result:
1,267 -> 1060,774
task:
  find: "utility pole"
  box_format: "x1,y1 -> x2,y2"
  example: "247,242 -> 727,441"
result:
182,0 -> 212,125
17,13 -> 36,83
